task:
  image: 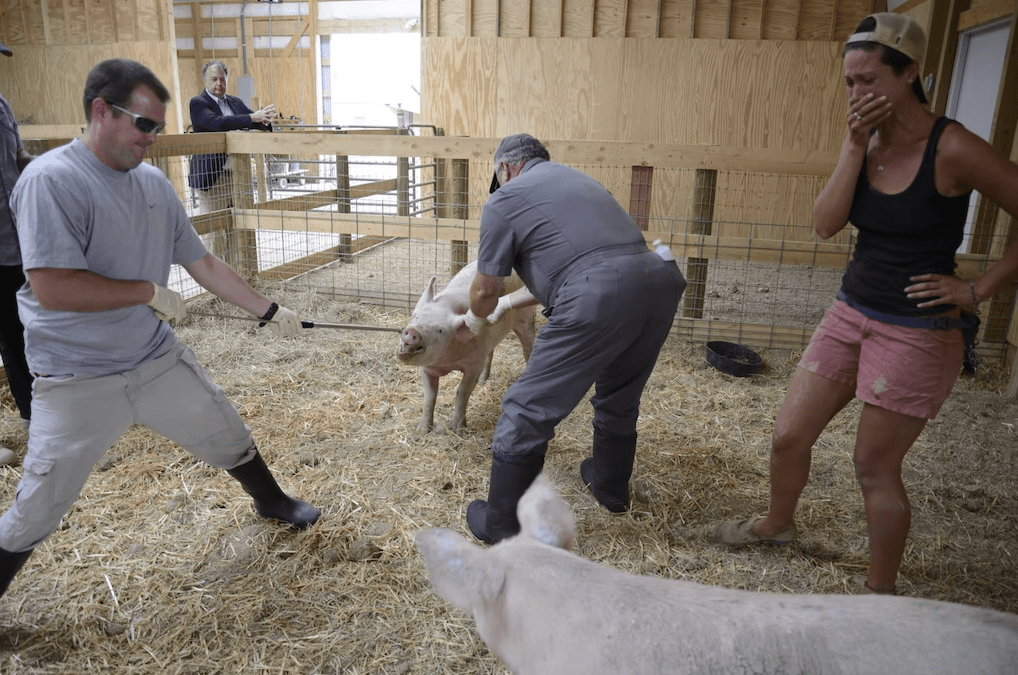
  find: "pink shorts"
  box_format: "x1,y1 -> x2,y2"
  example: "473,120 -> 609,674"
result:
798,300 -> 964,420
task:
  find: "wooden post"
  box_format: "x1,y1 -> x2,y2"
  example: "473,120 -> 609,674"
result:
682,169 -> 717,319
336,152 -> 351,258
450,158 -> 469,277
255,154 -> 268,203
230,153 -> 259,277
397,133 -> 410,217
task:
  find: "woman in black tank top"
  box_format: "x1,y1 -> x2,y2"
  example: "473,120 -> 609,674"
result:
714,13 -> 1018,596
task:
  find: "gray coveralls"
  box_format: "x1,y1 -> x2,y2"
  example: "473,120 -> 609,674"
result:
477,157 -> 686,463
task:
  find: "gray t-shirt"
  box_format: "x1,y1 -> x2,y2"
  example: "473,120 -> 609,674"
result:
477,158 -> 647,306
11,139 -> 208,376
0,92 -> 22,266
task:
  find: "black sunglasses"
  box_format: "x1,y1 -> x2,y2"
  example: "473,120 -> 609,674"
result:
106,101 -> 167,135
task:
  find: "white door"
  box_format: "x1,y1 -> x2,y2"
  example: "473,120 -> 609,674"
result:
946,18 -> 1011,252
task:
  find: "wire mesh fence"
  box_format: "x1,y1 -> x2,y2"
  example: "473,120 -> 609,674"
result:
141,131 -> 1014,362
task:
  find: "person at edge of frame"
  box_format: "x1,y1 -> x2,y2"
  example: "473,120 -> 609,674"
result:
0,58 -> 319,601
713,13 -> 1018,596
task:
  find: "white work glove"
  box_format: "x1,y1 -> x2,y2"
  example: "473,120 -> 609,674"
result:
147,283 -> 187,323
259,302 -> 301,337
463,308 -> 487,336
487,294 -> 515,323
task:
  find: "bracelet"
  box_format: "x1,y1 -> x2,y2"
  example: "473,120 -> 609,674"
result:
970,280 -> 980,313
259,301 -> 279,327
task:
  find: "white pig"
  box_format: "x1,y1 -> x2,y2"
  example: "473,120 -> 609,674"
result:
416,474 -> 1018,675
398,261 -> 536,433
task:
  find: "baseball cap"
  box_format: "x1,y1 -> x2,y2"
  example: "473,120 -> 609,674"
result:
489,133 -> 549,193
0,41 -> 12,57
845,13 -> 926,69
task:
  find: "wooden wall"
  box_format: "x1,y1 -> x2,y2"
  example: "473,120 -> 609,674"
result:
0,0 -> 183,132
423,37 -> 847,147
425,0 -> 884,38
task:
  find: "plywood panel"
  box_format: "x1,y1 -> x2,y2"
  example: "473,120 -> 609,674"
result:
562,0 -> 596,36
659,0 -> 695,37
836,0 -> 879,38
0,0 -> 28,47
438,0 -> 468,36
114,0 -> 139,42
0,42 -> 182,131
501,0 -> 534,36
472,0 -> 500,36
693,0 -> 732,38
422,36 -> 848,150
85,0 -> 117,44
494,38 -> 596,136
587,38 -> 627,139
44,0 -> 68,44
760,0 -> 800,40
22,0 -> 47,45
625,0 -> 662,37
593,0 -> 627,36
422,37 -> 499,136
729,0 -> 764,39
798,0 -> 840,41
532,0 -> 565,36
136,0 -> 165,42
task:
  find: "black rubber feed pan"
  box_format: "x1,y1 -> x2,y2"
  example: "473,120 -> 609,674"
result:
705,341 -> 762,377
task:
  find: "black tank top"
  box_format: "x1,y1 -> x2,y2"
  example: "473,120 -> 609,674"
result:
841,116 -> 971,316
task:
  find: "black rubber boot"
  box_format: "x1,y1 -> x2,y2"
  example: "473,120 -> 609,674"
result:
467,455 -> 545,544
580,428 -> 637,513
0,546 -> 33,599
227,451 -> 321,529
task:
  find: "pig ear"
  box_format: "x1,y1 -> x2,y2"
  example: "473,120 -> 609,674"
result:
413,276 -> 439,314
517,474 -> 576,550
416,528 -> 507,611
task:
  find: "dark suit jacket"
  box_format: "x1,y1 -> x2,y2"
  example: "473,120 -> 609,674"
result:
187,90 -> 272,191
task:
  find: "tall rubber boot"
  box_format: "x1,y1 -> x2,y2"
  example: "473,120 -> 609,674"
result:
466,455 -> 545,544
227,451 -> 321,529
580,428 -> 638,513
0,546 -> 33,599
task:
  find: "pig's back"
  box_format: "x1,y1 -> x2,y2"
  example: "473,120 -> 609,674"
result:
492,542 -> 1018,675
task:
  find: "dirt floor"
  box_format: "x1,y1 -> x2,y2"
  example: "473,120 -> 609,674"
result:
1,280 -> 1016,674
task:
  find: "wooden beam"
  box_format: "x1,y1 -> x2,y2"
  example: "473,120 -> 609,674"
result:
959,0 -> 1015,31
18,124 -> 85,139
929,0 -> 966,116
226,133 -> 842,175
282,16 -> 310,58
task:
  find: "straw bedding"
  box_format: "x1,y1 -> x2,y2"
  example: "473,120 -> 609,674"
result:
1,258 -> 1016,674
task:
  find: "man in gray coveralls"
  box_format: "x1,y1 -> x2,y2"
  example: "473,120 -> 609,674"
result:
461,133 -> 687,544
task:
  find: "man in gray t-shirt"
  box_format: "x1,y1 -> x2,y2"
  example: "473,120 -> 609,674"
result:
0,40 -> 35,465
461,134 -> 687,543
0,59 -> 320,601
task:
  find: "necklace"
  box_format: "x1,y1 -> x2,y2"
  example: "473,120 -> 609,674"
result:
876,143 -> 885,171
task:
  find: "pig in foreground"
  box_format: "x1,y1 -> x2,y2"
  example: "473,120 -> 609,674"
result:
416,474 -> 1018,675
398,261 -> 536,433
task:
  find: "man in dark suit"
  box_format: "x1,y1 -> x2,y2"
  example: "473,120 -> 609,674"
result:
188,60 -> 275,213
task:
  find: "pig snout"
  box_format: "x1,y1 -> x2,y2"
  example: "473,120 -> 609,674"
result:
399,327 -> 424,361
